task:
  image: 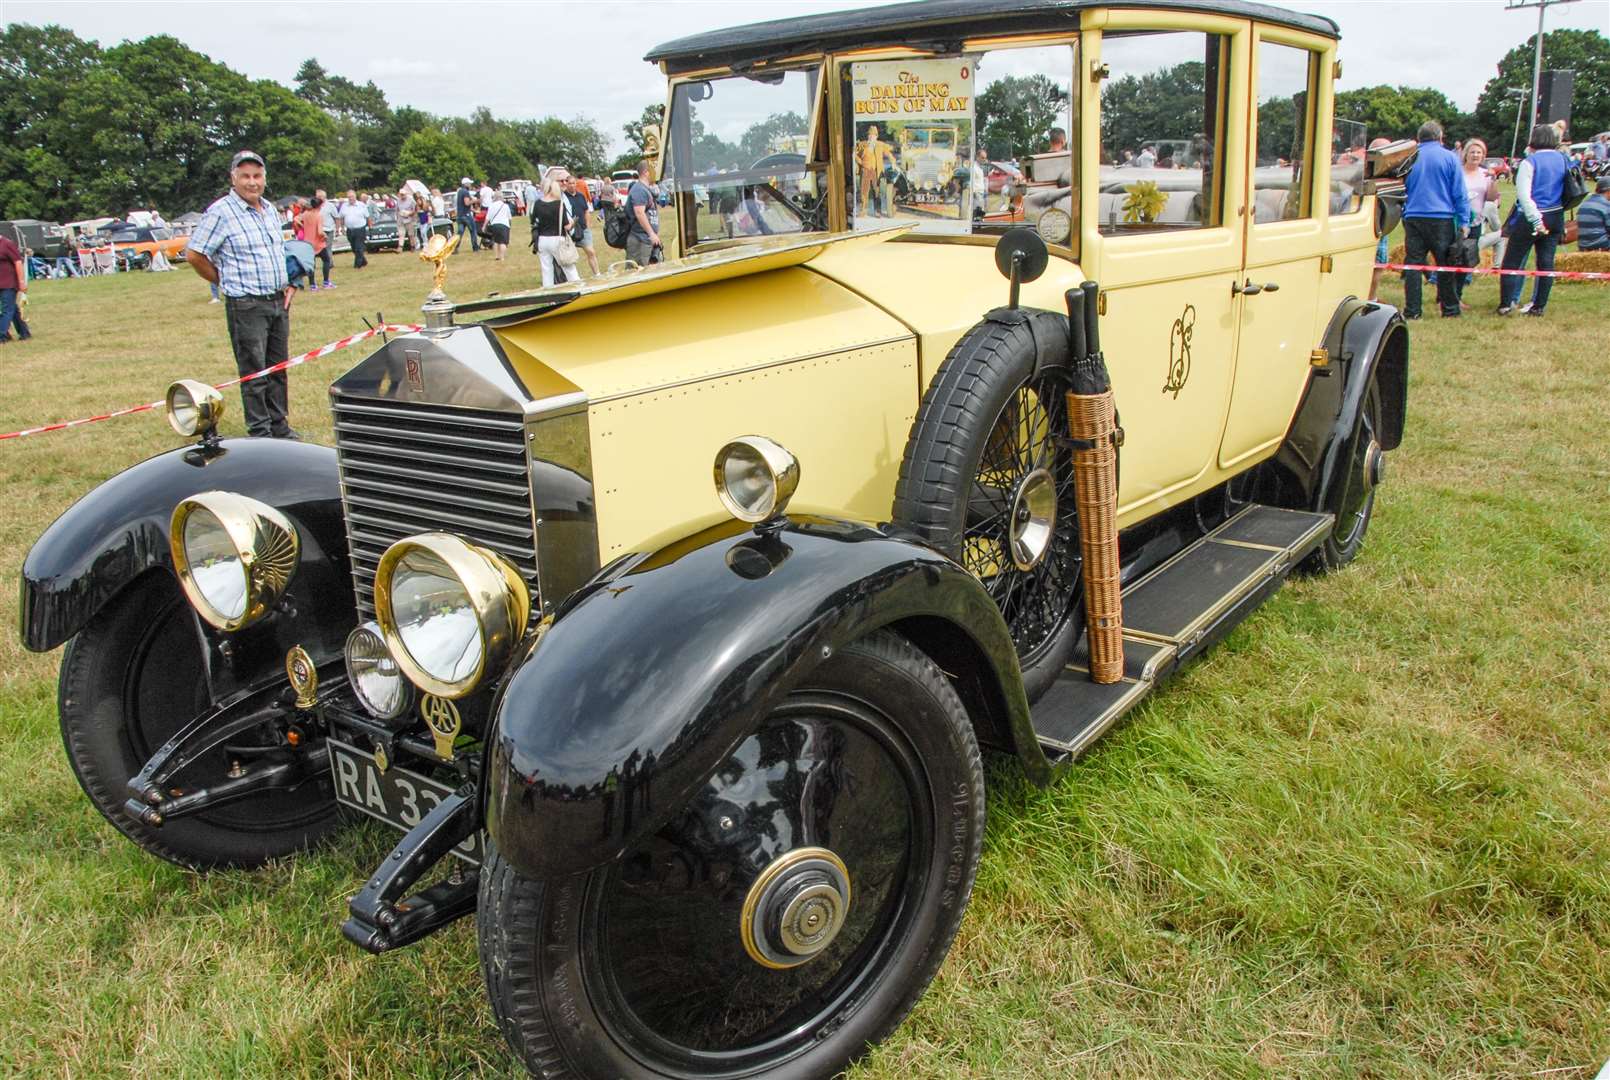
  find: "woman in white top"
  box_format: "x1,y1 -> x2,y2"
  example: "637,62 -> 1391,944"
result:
483,193 -> 513,262
530,172 -> 573,288
1455,138 -> 1498,308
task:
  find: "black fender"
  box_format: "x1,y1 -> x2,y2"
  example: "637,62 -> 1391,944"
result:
1270,297 -> 1407,513
484,514 -> 1048,880
19,438 -> 355,701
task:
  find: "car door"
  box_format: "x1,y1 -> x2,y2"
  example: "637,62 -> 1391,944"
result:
1085,14 -> 1249,522
1218,27 -> 1330,469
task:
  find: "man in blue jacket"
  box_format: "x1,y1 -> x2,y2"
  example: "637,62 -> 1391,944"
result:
1400,120 -> 1469,319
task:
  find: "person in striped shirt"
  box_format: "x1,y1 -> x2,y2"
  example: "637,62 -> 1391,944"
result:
185,150 -> 298,439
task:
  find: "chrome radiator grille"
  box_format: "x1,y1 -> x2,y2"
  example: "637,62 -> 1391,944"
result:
332,396 -> 537,621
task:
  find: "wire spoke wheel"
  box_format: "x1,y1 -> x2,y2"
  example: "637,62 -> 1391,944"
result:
892,311 -> 1086,702
961,373 -> 1081,666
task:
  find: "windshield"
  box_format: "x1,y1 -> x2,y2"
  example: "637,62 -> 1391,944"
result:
665,67 -> 825,244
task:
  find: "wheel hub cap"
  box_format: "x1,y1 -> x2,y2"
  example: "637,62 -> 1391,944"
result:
740,847 -> 851,969
1008,468 -> 1057,571
1363,440 -> 1385,489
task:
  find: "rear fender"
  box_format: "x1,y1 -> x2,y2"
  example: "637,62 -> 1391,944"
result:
20,438 -> 354,701
1270,297 -> 1407,512
483,515 -> 1047,880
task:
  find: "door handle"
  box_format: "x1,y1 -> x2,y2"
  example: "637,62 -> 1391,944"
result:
1232,279 -> 1280,296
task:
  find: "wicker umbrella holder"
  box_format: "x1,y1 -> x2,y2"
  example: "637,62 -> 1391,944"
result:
1066,390 -> 1123,683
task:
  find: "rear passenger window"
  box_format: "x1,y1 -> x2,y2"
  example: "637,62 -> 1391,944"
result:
1097,30 -> 1230,234
1252,41 -> 1317,222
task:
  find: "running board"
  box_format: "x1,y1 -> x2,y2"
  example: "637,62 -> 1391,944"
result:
1032,504 -> 1332,758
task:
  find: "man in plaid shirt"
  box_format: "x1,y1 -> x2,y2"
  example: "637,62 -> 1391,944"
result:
185,149 -> 299,439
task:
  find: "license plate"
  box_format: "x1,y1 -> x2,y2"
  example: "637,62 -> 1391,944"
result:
329,738 -> 483,865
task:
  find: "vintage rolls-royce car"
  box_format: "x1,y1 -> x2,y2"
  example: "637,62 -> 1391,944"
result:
19,1 -> 1408,1076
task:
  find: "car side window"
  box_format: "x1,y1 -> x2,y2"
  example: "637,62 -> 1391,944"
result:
1252,41 -> 1317,223
1097,31 -> 1230,234
1330,115 -> 1368,215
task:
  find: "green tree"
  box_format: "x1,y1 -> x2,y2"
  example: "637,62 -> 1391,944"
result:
623,103 -> 666,157
739,112 -> 809,163
517,117 -> 610,177
393,129 -> 480,190
0,24 -> 101,220
978,74 -> 1068,159
1474,28 -> 1609,152
1333,85 -> 1473,145
464,131 -> 533,184
361,106 -> 437,188
49,35 -> 332,216
1099,62 -> 1204,162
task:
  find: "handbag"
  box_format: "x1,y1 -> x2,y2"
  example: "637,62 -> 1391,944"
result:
555,199 -> 579,267
1560,157 -> 1587,211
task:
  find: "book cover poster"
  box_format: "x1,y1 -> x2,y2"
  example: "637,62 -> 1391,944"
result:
850,59 -> 976,230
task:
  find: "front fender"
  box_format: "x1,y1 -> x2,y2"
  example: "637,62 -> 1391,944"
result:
484,515 -> 1042,880
1271,297 -> 1407,512
20,438 -> 354,699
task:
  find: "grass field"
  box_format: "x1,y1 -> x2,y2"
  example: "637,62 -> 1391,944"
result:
1,215 -> 1606,1078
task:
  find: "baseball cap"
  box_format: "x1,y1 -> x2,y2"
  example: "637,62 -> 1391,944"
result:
461,176 -> 473,186
230,149 -> 265,170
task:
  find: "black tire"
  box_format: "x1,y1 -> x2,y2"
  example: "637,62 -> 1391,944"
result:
892,313 -> 1083,702
58,573 -> 340,870
1306,378 -> 1384,573
478,630 -> 985,1080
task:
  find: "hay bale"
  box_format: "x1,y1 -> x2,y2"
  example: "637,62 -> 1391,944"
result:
1556,250 -> 1610,285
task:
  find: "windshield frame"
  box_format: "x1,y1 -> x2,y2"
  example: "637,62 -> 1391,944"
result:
664,62 -> 828,251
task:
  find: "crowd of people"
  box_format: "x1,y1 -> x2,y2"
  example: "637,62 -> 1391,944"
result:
1387,118 -> 1605,320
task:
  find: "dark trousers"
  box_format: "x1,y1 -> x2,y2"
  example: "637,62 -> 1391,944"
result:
315,246 -> 332,284
0,288 -> 29,341
347,227 -> 368,268
224,295 -> 291,437
1499,208 -> 1564,312
1453,224 -> 1479,301
455,214 -> 480,251
1401,216 -> 1459,317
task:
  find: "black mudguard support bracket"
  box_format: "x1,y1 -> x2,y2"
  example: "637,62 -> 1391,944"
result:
342,786 -> 480,954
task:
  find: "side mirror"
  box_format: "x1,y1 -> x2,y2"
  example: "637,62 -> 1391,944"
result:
994,228 -> 1048,309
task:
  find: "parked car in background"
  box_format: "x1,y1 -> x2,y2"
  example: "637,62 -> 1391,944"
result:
0,219 -> 72,261
1483,156 -> 1511,180
363,208 -> 453,251
610,168 -> 638,201
985,159 -> 1024,194
499,181 -> 530,214
103,223 -> 189,263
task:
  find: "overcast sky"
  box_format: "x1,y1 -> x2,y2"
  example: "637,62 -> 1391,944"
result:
8,0 -> 1609,155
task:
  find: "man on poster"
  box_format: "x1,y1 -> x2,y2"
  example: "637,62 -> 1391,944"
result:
856,124 -> 896,217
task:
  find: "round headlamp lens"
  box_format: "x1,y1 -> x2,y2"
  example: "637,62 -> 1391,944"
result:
165,379 -> 223,438
715,437 -> 799,524
345,622 -> 414,720
182,507 -> 247,621
390,547 -> 483,686
721,445 -> 776,520
169,389 -> 200,436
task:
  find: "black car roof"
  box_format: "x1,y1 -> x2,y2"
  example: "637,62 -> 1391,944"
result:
647,0 -> 1337,72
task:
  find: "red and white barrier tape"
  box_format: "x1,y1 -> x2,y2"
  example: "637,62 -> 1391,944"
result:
1377,261 -> 1610,281
0,323 -> 422,441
